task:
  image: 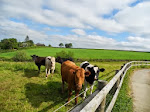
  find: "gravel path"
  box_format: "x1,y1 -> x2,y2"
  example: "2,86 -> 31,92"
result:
131,69 -> 150,112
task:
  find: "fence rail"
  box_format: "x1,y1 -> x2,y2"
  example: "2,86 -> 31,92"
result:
71,61 -> 150,112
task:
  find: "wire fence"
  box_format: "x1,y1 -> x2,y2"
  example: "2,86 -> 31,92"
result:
54,61 -> 150,112
53,81 -> 98,112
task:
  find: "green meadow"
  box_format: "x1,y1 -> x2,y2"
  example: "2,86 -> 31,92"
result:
0,61 -> 125,112
0,47 -> 150,60
1,47 -> 150,111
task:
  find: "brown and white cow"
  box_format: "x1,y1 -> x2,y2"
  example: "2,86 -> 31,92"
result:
61,60 -> 90,104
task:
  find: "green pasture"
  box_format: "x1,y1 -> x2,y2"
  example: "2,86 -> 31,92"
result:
0,61 -> 125,112
0,47 -> 150,60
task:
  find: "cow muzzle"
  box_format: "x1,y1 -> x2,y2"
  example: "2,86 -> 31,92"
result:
94,77 -> 98,81
76,84 -> 82,90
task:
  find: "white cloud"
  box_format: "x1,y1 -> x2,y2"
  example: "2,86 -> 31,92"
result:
0,19 -> 48,44
1,18 -> 150,51
71,29 -> 86,36
1,0 -> 150,51
0,0 -> 136,31
115,1 -> 150,37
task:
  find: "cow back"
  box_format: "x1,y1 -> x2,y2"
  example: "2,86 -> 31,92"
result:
35,57 -> 45,66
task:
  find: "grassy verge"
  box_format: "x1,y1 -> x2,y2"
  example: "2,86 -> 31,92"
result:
0,61 -> 125,112
112,65 -> 150,112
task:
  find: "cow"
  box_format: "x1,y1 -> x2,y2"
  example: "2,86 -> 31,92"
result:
80,61 -> 105,99
56,56 -> 74,64
31,55 -> 45,73
61,60 -> 90,104
45,56 -> 55,79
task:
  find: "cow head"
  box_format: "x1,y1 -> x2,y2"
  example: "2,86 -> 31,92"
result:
72,68 -> 85,91
94,66 -> 105,80
85,65 -> 105,84
31,55 -> 38,61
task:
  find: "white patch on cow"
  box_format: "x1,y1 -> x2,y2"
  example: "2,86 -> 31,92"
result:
88,64 -> 94,68
85,64 -> 93,71
80,61 -> 89,67
94,67 -> 99,73
94,67 -> 99,79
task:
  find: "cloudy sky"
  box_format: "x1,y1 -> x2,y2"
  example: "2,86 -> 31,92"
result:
0,0 -> 150,51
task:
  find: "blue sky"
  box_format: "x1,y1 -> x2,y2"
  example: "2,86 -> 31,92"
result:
0,0 -> 150,51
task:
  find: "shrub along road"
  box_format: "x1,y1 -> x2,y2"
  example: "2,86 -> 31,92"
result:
131,69 -> 150,112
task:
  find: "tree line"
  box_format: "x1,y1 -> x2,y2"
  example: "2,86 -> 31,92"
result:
0,36 -> 73,50
0,36 -> 34,50
59,43 -> 73,48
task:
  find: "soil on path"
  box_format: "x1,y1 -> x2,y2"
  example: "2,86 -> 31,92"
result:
131,69 -> 150,112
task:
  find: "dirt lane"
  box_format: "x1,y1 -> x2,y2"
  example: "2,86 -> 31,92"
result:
131,69 -> 150,112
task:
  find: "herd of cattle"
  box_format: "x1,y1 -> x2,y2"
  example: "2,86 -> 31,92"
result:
31,55 -> 105,104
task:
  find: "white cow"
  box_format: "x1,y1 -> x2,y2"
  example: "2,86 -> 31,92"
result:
45,56 -> 55,79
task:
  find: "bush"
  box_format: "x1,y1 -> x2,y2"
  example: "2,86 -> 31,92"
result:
55,50 -> 74,58
12,51 -> 28,61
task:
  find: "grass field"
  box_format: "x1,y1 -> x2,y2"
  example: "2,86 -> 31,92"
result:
0,61 -> 125,112
1,47 -> 150,111
0,47 -> 150,60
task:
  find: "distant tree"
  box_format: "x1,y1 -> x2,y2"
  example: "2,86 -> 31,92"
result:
26,40 -> 34,47
24,35 -> 34,47
0,42 -> 1,49
25,35 -> 29,42
59,43 -> 64,47
65,43 -> 73,48
48,44 -> 52,47
18,42 -> 23,47
1,38 -> 18,49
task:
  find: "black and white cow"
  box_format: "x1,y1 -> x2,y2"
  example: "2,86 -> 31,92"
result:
80,61 -> 105,99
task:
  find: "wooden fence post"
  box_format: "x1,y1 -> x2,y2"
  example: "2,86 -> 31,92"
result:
110,70 -> 120,95
116,70 -> 120,88
97,80 -> 108,112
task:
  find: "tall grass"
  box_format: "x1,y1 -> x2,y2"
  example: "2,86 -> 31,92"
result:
0,61 -> 124,112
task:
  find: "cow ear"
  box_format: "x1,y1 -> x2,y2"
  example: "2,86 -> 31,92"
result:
31,55 -> 33,57
99,68 -> 105,72
85,71 -> 91,77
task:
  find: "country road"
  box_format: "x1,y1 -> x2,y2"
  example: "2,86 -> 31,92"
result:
131,69 -> 150,112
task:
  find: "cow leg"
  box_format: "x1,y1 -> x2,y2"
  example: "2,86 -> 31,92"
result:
52,67 -> 55,74
83,80 -> 88,99
48,68 -> 50,75
90,84 -> 94,95
45,68 -> 48,79
62,80 -> 64,93
38,65 -> 41,73
47,68 -> 50,78
50,68 -> 53,77
68,89 -> 72,103
75,90 -> 79,104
